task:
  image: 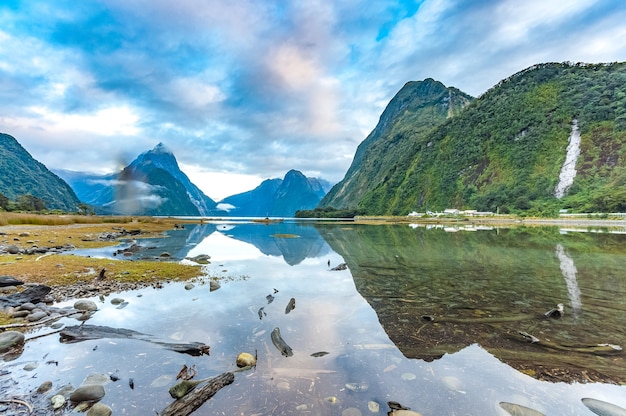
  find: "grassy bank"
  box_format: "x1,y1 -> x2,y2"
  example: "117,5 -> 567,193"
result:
0,214 -> 206,286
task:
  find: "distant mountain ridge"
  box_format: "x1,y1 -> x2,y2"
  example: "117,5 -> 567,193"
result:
56,143 -> 218,216
219,169 -> 331,217
320,62 -> 626,215
0,133 -> 80,211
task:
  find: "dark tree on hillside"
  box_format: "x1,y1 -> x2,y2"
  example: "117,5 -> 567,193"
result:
0,192 -> 9,210
16,194 -> 47,211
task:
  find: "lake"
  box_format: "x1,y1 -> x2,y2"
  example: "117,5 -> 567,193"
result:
2,219 -> 626,415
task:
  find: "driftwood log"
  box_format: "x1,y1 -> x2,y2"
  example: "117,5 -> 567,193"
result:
60,325 -> 210,356
160,371 -> 234,416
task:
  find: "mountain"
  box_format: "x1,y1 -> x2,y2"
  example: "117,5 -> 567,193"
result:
126,143 -> 217,215
319,78 -> 473,211
55,143 -> 218,216
0,133 -> 80,211
218,169 -> 329,217
320,62 -> 626,215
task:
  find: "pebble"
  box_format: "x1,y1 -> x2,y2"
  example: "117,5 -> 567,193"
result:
150,374 -> 173,388
368,401 -> 380,412
10,310 -> 30,318
441,375 -> 463,392
345,382 -> 369,392
69,384 -> 106,402
236,352 -> 257,367
37,380 -> 53,393
110,298 -> 125,305
6,245 -> 20,254
0,331 -> 25,353
82,373 -> 110,385
185,283 -> 195,290
50,394 -> 66,410
87,402 -> 113,416
186,254 -> 211,264
23,362 -> 38,371
401,372 -> 416,381
342,408 -> 362,416
325,396 -> 339,405
27,311 -> 48,322
74,299 -> 98,311
18,302 -> 36,311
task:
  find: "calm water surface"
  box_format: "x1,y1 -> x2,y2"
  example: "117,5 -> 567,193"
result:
3,220 -> 626,415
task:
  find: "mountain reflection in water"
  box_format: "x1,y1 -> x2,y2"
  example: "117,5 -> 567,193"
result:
2,220 -> 626,415
317,223 -> 626,383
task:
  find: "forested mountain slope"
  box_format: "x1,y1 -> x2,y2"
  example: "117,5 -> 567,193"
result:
0,133 -> 80,211
323,62 -> 626,215
319,78 -> 473,210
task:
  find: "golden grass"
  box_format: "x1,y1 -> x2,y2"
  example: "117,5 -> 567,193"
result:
0,212 -> 174,226
0,311 -> 12,326
0,254 -> 202,286
0,218 -> 180,250
0,214 -> 207,287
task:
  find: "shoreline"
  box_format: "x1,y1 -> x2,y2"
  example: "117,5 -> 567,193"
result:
353,215 -> 626,228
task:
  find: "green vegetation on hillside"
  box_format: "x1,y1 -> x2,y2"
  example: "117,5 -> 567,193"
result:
319,79 -> 473,211
295,206 -> 366,218
0,133 -> 81,211
324,62 -> 626,216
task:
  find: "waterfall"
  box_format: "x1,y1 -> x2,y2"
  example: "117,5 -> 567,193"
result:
554,119 -> 581,199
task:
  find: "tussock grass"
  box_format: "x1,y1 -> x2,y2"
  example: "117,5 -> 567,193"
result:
0,213 -> 146,226
0,212 -> 178,226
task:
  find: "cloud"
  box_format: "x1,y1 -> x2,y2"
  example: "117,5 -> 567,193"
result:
1,0 -> 626,198
216,203 -> 236,212
29,105 -> 140,136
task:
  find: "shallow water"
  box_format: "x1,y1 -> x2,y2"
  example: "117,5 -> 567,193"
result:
3,220 -> 626,415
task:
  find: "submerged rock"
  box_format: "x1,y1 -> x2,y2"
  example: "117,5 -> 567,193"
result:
69,384 -> 105,403
87,402 -> 113,416
50,394 -> 65,410
345,382 -> 368,392
499,402 -> 545,416
0,330 -> 25,353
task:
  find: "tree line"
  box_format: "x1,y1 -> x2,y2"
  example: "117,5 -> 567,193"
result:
0,191 -> 93,214
0,192 -> 47,212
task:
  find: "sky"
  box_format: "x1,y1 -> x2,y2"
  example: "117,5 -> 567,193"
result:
1,0 -> 626,201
